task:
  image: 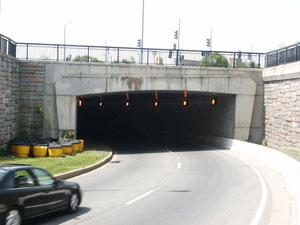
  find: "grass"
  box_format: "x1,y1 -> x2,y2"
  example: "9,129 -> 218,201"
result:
0,150 -> 111,175
276,148 -> 300,163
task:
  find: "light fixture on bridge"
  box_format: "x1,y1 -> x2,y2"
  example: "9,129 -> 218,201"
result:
183,100 -> 188,107
99,96 -> 103,107
183,91 -> 188,107
154,91 -> 159,107
125,92 -> 130,108
211,98 -> 216,106
78,99 -> 82,107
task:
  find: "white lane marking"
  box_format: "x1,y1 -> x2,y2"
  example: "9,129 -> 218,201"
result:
200,144 -> 267,225
177,162 -> 181,169
239,157 -> 268,225
125,189 -> 155,205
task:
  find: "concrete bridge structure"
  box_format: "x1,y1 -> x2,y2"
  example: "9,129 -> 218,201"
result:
42,62 -> 263,144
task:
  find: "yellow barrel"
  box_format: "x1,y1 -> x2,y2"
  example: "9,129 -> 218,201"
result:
33,146 -> 48,157
48,147 -> 63,157
72,143 -> 80,154
11,144 -> 18,155
79,139 -> 84,152
62,145 -> 73,155
16,145 -> 30,158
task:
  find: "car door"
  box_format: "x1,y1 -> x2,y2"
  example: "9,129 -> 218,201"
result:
10,169 -> 46,218
30,168 -> 68,212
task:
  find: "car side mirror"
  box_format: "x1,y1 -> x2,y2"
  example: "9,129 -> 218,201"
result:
54,179 -> 62,186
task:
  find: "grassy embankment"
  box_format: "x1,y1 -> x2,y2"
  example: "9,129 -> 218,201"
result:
0,150 -> 111,175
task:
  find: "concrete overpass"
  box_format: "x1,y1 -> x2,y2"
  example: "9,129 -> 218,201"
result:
42,62 -> 263,143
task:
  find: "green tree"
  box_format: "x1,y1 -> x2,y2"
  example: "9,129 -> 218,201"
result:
200,52 -> 229,67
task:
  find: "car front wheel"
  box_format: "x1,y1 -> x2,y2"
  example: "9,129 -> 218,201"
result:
4,209 -> 21,225
68,192 -> 79,213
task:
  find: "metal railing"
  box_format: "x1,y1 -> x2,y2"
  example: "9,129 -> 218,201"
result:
1,33 -> 264,68
265,42 -> 300,67
16,42 -> 264,68
0,34 -> 16,57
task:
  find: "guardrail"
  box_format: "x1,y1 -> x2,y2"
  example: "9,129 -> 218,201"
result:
0,34 -> 17,57
265,42 -> 300,67
1,33 -> 264,68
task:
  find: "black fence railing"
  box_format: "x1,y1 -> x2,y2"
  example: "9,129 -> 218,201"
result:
15,42 -> 264,68
1,33 -> 264,68
265,42 -> 300,67
0,34 -> 17,57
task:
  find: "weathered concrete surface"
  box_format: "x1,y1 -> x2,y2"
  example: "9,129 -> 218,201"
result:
42,62 -> 263,143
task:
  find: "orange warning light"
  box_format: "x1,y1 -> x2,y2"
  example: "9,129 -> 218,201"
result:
125,101 -> 130,107
99,102 -> 103,107
211,98 -> 216,105
78,99 -> 82,107
184,90 -> 188,98
183,100 -> 188,107
154,101 -> 158,107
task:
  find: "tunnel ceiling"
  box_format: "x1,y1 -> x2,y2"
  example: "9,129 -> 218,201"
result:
76,91 -> 236,142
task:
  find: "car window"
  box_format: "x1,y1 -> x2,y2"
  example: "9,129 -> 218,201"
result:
14,170 -> 35,188
31,168 -> 55,186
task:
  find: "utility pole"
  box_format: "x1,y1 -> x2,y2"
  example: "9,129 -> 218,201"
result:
64,21 -> 71,61
178,19 -> 181,50
140,0 -> 145,64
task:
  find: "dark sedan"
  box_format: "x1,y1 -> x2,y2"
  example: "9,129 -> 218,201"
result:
0,164 -> 82,225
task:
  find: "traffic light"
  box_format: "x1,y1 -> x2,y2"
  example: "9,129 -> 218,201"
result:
238,50 -> 242,59
173,43 -> 177,50
137,39 -> 142,48
174,30 -> 178,40
206,38 -> 211,48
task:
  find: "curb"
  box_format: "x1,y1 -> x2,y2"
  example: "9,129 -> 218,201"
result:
54,151 -> 114,180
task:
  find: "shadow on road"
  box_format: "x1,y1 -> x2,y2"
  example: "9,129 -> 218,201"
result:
24,207 -> 91,225
84,134 -> 227,155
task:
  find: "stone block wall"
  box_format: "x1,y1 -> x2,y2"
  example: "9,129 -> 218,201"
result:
264,79 -> 300,151
18,61 -> 45,139
0,53 -> 19,153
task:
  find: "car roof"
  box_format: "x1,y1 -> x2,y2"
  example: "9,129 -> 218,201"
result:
0,164 -> 36,172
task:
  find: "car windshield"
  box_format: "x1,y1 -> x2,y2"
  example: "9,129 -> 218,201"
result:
0,169 -> 7,182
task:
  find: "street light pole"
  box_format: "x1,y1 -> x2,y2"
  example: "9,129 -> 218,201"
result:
64,21 -> 71,61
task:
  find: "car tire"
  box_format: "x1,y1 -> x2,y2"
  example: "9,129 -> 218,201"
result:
68,192 -> 79,213
4,208 -> 21,225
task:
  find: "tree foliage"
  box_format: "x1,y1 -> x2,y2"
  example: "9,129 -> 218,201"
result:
73,55 -> 102,62
200,52 -> 229,67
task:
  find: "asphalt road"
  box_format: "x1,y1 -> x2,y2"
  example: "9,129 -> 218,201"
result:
32,140 -> 294,225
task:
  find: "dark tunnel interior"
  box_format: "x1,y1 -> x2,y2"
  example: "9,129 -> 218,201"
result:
76,91 -> 236,146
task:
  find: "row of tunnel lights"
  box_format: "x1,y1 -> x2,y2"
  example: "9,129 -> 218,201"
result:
78,91 -> 217,108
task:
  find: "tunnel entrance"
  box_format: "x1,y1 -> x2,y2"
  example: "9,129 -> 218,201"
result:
76,91 -> 235,145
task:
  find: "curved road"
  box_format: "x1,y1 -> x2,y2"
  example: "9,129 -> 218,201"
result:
32,141 -> 295,225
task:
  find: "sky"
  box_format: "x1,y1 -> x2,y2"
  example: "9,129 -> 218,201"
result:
0,0 -> 300,53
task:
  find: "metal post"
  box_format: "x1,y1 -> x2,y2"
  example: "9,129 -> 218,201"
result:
87,47 -> 90,62
258,54 -> 261,69
57,45 -> 59,61
147,49 -> 149,65
176,50 -> 179,66
26,44 -> 29,60
117,48 -> 120,63
233,53 -> 236,68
